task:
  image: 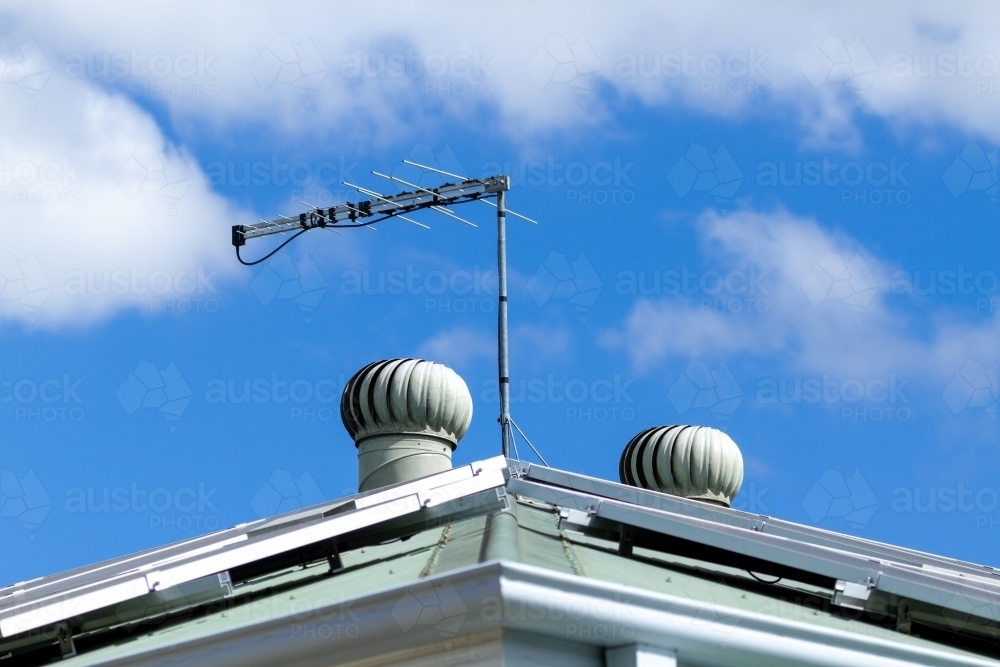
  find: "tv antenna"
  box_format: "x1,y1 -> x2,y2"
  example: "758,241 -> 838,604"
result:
231,160 -> 545,463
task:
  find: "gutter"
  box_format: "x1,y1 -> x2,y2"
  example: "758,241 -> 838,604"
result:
61,561 -> 998,667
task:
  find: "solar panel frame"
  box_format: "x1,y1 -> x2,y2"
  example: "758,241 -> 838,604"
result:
509,475 -> 1000,638
0,457 -> 509,639
516,463 -> 999,580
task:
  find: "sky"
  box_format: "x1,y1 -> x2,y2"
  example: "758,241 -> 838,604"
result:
1,2 -> 998,585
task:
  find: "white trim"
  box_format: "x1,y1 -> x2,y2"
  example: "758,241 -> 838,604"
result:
0,577 -> 149,638
498,562 -> 997,667
53,561 -> 998,667
147,495 -> 422,593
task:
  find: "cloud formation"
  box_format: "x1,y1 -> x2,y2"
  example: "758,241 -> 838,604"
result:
1,74 -> 248,326
601,208 -> 1000,384
7,2 -> 1000,146
5,1 -> 1000,327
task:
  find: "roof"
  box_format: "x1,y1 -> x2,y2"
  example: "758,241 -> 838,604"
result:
1,457 -> 998,666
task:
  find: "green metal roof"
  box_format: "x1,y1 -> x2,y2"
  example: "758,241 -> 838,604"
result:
4,458 -> 998,666
56,495 -> 994,666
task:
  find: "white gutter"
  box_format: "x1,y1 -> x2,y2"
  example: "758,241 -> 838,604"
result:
58,561 -> 999,667
497,562 -> 999,667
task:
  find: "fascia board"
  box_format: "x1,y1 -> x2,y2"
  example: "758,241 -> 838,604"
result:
496,562 -> 1000,667
50,561 -> 998,667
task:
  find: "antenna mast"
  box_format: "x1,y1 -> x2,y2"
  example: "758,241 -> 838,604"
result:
231,164 -> 532,458
496,188 -> 512,458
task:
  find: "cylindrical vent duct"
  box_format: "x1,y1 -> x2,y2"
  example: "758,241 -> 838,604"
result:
619,425 -> 743,506
341,358 -> 473,492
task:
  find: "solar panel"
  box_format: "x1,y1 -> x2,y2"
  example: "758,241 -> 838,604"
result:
516,463 -> 999,579
4,455 -> 996,659
0,457 -> 508,639
509,474 -> 1000,640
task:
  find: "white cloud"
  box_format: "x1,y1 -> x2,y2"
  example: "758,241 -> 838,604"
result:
601,208 -> 1000,383
418,326 -> 495,368
0,74 -> 250,326
5,3 -> 999,327
7,2 -> 1000,147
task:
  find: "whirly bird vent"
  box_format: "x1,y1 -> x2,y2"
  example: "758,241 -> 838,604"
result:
620,425 -> 743,507
341,358 -> 473,491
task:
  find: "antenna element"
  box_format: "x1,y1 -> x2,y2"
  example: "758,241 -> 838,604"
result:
232,164 -> 526,457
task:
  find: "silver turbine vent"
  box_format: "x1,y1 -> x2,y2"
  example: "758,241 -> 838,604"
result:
620,425 -> 744,506
341,358 -> 473,491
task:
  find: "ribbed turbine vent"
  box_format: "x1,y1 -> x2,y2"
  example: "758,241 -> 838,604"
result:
341,358 -> 473,491
619,425 -> 743,506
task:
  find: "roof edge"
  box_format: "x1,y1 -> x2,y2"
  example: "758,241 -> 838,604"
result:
63,560 -> 996,667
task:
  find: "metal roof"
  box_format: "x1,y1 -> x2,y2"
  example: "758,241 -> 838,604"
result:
1,457 -> 997,665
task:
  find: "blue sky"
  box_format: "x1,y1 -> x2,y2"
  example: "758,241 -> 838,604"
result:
1,4 -> 998,585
